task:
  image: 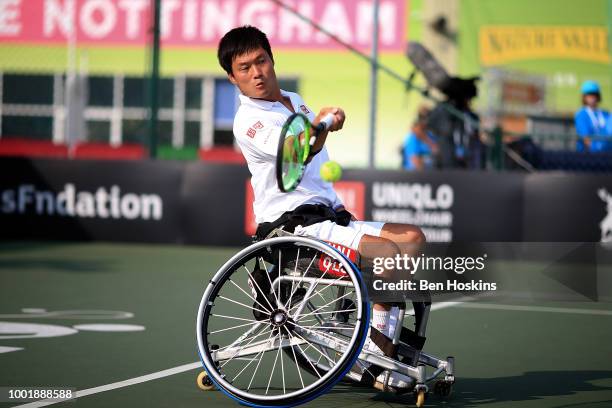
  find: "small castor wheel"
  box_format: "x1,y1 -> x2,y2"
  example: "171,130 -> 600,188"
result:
415,389 -> 426,407
433,379 -> 453,397
196,371 -> 215,391
415,390 -> 425,408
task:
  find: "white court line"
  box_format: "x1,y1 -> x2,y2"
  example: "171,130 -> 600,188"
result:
430,301 -> 466,312
455,302 -> 612,316
14,362 -> 201,408
402,299 -> 471,319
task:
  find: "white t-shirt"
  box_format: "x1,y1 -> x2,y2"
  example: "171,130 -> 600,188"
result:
233,89 -> 343,224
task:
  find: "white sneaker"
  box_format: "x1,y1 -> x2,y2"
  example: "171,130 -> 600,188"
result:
345,328 -> 381,380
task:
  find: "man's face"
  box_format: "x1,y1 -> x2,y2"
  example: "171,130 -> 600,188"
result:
584,94 -> 599,108
229,47 -> 278,100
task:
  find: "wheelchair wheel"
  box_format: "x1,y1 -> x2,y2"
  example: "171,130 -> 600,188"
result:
196,236 -> 370,407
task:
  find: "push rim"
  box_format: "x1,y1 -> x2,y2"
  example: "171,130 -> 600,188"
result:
196,236 -> 369,406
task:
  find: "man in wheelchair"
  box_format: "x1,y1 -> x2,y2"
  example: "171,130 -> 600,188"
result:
217,26 -> 437,394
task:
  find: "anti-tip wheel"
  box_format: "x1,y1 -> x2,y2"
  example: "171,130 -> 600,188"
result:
196,371 -> 215,391
415,389 -> 426,407
433,379 -> 453,398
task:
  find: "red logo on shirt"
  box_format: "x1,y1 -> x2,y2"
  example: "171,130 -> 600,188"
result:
253,121 -> 264,129
300,105 -> 310,114
246,128 -> 256,138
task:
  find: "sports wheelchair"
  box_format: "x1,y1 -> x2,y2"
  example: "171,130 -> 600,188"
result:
196,234 -> 455,407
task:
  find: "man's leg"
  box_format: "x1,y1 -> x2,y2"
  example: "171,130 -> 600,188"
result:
380,223 -> 426,256
293,220 -> 426,334
359,224 -> 425,335
356,226 -> 425,389
293,220 -> 425,388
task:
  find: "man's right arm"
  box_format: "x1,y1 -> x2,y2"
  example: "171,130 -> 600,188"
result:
234,107 -> 345,162
307,107 -> 345,161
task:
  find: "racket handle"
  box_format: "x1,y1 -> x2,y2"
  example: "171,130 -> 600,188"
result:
317,113 -> 335,132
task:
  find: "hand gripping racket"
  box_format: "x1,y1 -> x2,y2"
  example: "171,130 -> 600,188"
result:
276,112 -> 335,192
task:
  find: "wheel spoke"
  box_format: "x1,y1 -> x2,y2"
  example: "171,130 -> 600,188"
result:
230,337 -> 271,383
285,328 -> 323,379
306,301 -> 326,325
283,248 -> 301,310
300,308 -> 357,317
314,289 -> 332,306
283,326 -> 305,389
218,295 -> 270,317
260,257 -> 282,309
292,321 -> 351,350
297,291 -> 355,320
241,264 -> 276,312
216,324 -> 267,353
219,326 -> 273,368
289,275 -> 349,318
211,313 -> 261,323
209,321 -> 264,335
298,325 -> 356,331
266,332 -> 283,395
280,328 -> 286,394
247,329 -> 275,391
277,250 -> 283,311
290,329 -> 337,367
284,250 -> 317,309
229,277 -> 272,315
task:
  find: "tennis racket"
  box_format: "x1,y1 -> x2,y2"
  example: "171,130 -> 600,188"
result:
276,112 -> 335,192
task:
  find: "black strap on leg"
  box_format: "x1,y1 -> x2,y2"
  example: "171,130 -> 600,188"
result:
369,327 -> 398,357
358,328 -> 398,387
400,326 -> 426,350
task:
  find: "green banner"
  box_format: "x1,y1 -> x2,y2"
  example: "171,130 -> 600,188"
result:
459,0 -> 611,113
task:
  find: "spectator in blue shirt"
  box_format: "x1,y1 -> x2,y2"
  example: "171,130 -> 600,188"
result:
402,106 -> 439,170
574,80 -> 612,152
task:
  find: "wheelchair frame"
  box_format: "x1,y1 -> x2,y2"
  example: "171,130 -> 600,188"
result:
196,235 -> 455,407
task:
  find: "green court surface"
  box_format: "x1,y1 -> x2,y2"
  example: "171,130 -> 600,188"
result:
1,242 -> 612,408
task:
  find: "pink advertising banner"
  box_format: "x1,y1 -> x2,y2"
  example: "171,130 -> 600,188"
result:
0,0 -> 406,51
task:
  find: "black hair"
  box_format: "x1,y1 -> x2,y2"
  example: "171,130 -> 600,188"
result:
217,26 -> 274,75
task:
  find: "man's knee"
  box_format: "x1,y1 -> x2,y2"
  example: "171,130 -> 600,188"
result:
358,235 -> 409,279
406,225 -> 426,245
381,223 -> 426,245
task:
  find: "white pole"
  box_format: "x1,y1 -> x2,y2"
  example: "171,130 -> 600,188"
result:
368,0 -> 380,169
64,2 -> 76,152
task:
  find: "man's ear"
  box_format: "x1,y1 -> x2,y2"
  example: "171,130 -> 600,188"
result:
228,73 -> 237,85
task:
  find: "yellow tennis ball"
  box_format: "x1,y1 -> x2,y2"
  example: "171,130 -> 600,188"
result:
320,161 -> 342,182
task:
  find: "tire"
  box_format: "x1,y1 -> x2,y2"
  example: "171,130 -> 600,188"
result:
196,236 -> 370,407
